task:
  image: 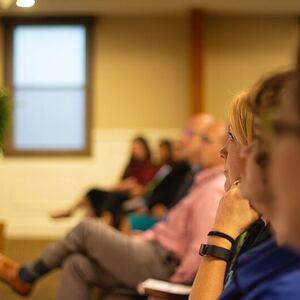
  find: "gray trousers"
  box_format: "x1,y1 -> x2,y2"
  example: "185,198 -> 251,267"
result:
39,219 -> 176,300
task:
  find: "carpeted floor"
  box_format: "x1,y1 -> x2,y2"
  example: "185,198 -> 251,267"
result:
0,239 -> 60,300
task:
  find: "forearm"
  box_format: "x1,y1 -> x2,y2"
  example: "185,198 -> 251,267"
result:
189,185 -> 259,300
189,236 -> 232,300
72,197 -> 88,210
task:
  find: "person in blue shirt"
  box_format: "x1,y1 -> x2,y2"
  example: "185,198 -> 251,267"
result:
219,239 -> 300,299
220,71 -> 300,300
270,50 -> 300,257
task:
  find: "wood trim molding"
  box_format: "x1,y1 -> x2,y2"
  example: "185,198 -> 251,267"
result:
190,10 -> 205,114
0,222 -> 5,253
1,16 -> 95,157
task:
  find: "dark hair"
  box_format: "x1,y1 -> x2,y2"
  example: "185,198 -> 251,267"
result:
159,139 -> 172,150
159,139 -> 173,165
132,136 -> 151,161
159,139 -> 172,153
249,70 -> 294,116
248,70 -> 295,169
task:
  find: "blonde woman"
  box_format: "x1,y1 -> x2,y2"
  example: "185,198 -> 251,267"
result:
191,71 -> 300,300
190,92 -> 260,300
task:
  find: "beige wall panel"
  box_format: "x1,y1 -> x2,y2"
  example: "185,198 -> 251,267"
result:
93,16 -> 190,129
204,16 -> 299,120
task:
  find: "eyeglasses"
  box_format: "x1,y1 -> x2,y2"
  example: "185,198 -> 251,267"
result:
183,129 -> 195,137
183,129 -> 202,138
201,135 -> 213,144
183,129 -> 213,143
272,120 -> 300,138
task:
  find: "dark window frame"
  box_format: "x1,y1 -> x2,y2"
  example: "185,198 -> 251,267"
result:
2,16 -> 94,157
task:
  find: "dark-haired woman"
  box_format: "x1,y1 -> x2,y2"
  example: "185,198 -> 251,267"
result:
50,136 -> 157,226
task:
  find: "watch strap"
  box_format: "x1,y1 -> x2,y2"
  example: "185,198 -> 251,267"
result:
199,244 -> 232,262
208,231 -> 235,246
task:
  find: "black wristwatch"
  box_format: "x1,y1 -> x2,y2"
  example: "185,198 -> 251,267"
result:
199,244 -> 232,263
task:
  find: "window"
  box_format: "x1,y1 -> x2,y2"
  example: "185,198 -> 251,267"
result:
3,17 -> 93,156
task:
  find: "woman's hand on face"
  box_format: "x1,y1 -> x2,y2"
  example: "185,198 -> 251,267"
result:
212,183 -> 260,239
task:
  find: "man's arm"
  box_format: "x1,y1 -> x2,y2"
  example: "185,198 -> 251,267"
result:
169,188 -> 225,285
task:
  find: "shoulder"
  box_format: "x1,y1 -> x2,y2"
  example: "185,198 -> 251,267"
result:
195,167 -> 225,187
222,241 -> 300,300
196,172 -> 225,196
187,174 -> 224,209
252,266 -> 300,300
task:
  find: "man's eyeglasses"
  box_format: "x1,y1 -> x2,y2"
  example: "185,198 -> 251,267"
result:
183,129 -> 212,143
201,135 -> 213,144
272,120 -> 300,138
183,129 -> 201,138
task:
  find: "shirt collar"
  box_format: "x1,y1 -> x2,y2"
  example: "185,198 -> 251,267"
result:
194,165 -> 224,185
190,164 -> 201,174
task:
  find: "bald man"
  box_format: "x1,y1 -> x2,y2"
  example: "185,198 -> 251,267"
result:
180,113 -> 215,166
0,121 -> 226,300
199,122 -> 227,170
146,113 -> 215,210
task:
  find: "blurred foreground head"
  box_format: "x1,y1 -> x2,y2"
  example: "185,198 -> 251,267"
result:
240,70 -> 293,221
270,60 -> 300,252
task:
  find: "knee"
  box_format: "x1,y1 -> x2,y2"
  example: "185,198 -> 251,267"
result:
74,218 -> 108,247
62,254 -> 91,282
77,218 -> 98,234
80,217 -> 95,227
63,254 -> 88,271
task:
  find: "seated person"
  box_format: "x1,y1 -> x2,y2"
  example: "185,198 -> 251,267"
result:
271,54 -> 300,255
124,114 -> 215,232
140,139 -> 175,195
0,121 -> 226,300
156,139 -> 175,169
54,114 -> 214,231
191,70 -> 300,300
50,136 -> 158,220
189,90 -> 259,300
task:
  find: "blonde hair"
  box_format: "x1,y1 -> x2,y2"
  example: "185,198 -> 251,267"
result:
228,91 -> 254,146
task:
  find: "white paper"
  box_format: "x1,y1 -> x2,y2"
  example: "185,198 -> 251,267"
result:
139,279 -> 192,295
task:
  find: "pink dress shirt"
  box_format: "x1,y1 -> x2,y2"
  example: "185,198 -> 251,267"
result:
138,165 -> 225,284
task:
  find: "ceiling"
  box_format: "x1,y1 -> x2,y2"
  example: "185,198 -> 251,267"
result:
1,0 -> 300,16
